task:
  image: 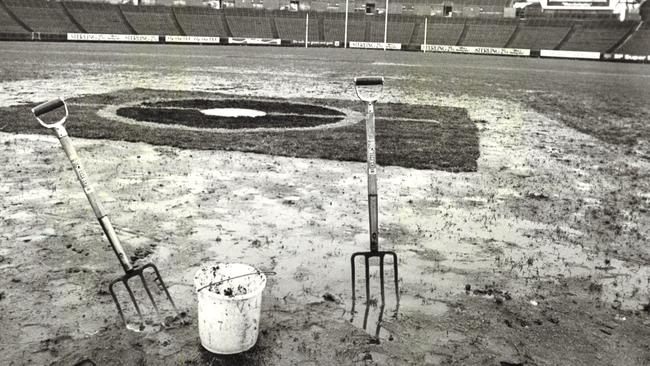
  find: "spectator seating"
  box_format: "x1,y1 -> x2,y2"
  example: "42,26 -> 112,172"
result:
274,15 -> 319,42
0,3 -> 27,33
323,19 -> 365,42
560,21 -> 634,52
4,0 -> 79,33
174,6 -> 228,37
617,23 -> 650,55
413,21 -> 465,45
120,4 -> 181,35
368,19 -> 414,43
508,25 -> 570,49
460,22 -> 516,47
226,15 -> 272,38
64,2 -> 132,34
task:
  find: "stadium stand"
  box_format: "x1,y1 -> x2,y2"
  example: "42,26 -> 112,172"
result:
560,21 -> 636,52
274,14 -> 320,42
0,0 -> 645,57
4,0 -> 80,34
173,6 -> 228,37
460,21 -> 517,47
64,2 -> 132,34
226,15 -> 273,38
368,17 -> 415,44
413,18 -> 465,45
508,23 -> 571,49
0,1 -> 28,33
323,17 -> 365,42
119,4 -> 182,35
617,22 -> 650,55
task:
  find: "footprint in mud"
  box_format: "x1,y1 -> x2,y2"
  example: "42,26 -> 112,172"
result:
293,266 -> 311,282
65,244 -> 88,257
130,243 -> 157,264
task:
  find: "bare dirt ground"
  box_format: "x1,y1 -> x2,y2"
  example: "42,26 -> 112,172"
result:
0,43 -> 649,365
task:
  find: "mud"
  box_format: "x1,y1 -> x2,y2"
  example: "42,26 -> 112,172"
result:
0,43 -> 649,365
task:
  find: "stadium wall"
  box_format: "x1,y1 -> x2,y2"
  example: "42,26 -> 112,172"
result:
0,1 -> 648,63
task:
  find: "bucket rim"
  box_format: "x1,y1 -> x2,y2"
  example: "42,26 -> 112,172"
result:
194,262 -> 267,301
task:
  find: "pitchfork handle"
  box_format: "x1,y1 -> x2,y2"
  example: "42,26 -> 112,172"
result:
58,135 -> 134,272
32,98 -> 65,117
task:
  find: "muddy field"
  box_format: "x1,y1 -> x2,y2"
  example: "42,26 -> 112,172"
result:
0,42 -> 649,365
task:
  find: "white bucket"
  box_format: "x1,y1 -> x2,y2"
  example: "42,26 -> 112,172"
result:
194,262 -> 267,354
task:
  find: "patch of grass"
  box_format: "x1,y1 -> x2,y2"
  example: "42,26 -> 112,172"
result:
117,107 -> 341,129
0,89 -> 479,172
524,92 -> 650,146
143,99 -> 345,116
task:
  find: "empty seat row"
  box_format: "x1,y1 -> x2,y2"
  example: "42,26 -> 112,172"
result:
64,2 -> 132,34
367,21 -> 414,44
413,23 -> 465,45
275,17 -> 319,42
323,19 -> 364,42
461,24 -> 516,47
5,0 -> 79,33
0,5 -> 26,33
174,7 -> 228,37
561,25 -> 631,52
120,5 -> 181,36
618,29 -> 650,54
508,25 -> 570,49
227,15 -> 272,38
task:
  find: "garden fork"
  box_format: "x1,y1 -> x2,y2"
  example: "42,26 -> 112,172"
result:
350,77 -> 399,313
31,97 -> 180,329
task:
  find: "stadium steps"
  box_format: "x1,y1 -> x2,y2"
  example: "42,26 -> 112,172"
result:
119,5 -> 182,36
364,19 -> 371,42
560,22 -> 633,52
555,24 -> 576,50
455,21 -> 469,46
170,7 -> 187,36
617,25 -> 650,55
270,16 -> 279,39
221,11 -> 232,37
504,23 -> 520,48
508,24 -> 571,50
116,5 -> 137,35
64,2 -> 134,35
0,0 -> 31,33
60,2 -> 86,33
610,21 -> 643,53
5,0 -> 81,34
409,20 -> 420,45
318,16 -> 324,41
174,7 -> 229,37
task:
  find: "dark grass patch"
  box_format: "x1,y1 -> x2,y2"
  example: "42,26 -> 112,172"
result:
0,89 -> 479,172
143,99 -> 345,116
116,107 -> 341,129
523,92 -> 650,146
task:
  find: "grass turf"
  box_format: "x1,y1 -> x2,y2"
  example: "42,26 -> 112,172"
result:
0,89 -> 479,172
117,107 -> 342,129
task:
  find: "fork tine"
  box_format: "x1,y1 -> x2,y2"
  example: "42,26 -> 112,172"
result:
123,277 -> 145,325
389,252 -> 399,310
137,272 -> 160,316
146,263 -> 179,312
364,255 -> 370,305
350,254 -> 358,314
379,254 -> 385,304
109,280 -> 127,327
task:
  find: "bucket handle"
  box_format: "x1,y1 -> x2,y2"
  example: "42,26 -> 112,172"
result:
197,271 -> 276,293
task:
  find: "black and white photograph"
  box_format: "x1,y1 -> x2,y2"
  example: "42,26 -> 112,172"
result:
0,0 -> 649,364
